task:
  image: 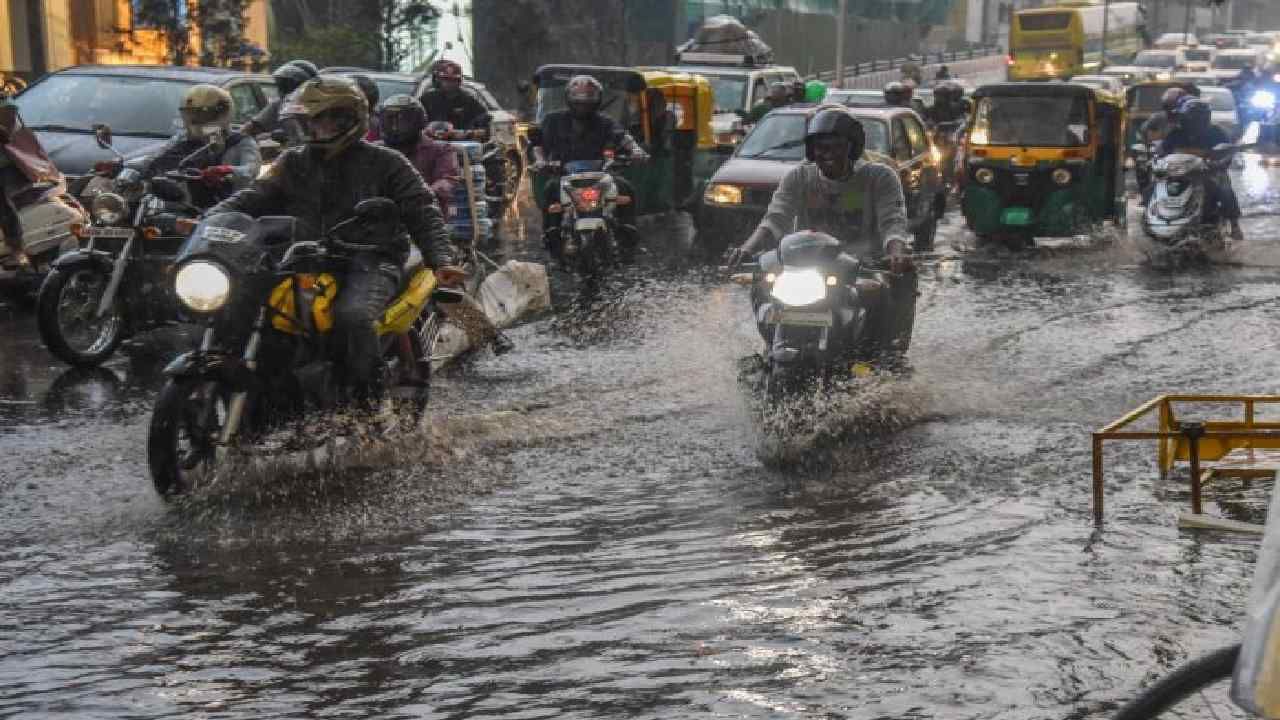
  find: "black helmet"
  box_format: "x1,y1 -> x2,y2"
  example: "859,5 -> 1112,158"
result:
883,81 -> 911,107
351,74 -> 380,111
378,94 -> 427,147
1161,87 -> 1188,113
273,61 -> 316,96
288,60 -> 319,78
936,80 -> 964,104
1174,96 -> 1212,134
804,107 -> 866,163
565,75 -> 603,117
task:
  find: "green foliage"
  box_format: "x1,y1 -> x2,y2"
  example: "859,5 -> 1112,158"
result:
268,0 -> 441,71
271,26 -> 382,70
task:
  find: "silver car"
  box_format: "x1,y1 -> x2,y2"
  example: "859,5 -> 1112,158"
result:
1201,86 -> 1241,140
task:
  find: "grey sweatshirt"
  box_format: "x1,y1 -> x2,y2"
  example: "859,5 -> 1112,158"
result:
756,158 -> 910,259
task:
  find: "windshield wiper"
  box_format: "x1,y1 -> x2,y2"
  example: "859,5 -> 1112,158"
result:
27,124 -> 90,133
741,138 -> 805,159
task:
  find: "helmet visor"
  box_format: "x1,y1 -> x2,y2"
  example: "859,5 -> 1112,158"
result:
181,103 -> 227,126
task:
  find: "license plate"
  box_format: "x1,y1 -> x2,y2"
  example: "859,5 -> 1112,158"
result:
1001,207 -> 1033,226
770,309 -> 832,327
85,226 -> 135,239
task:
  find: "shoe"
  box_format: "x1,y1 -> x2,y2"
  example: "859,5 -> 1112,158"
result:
491,331 -> 515,356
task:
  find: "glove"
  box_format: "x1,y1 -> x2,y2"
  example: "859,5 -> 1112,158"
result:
724,245 -> 751,269
200,165 -> 233,188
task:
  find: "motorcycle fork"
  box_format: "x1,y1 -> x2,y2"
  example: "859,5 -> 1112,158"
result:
219,308 -> 266,445
96,235 -> 134,319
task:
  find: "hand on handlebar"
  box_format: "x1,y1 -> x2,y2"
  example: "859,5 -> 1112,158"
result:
886,238 -> 915,274
200,165 -> 234,188
724,245 -> 751,269
437,265 -> 468,287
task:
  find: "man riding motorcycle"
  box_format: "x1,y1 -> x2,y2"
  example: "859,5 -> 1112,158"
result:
418,60 -> 490,136
351,74 -> 382,141
206,76 -> 466,409
925,81 -> 968,126
744,82 -> 793,124
241,59 -> 318,139
530,74 -> 648,263
883,81 -> 926,116
1158,96 -> 1244,241
727,107 -> 916,365
131,84 -> 261,205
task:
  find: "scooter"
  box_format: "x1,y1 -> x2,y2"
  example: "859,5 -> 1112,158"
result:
1134,139 -> 1246,264
546,151 -> 632,277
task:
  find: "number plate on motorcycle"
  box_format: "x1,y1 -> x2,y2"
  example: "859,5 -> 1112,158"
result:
770,309 -> 832,327
85,227 -> 135,239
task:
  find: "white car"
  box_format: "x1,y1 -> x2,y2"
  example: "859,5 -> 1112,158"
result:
1178,46 -> 1217,72
1132,49 -> 1180,80
1211,49 -> 1263,83
1071,74 -> 1124,94
1201,86 -> 1242,140
1155,32 -> 1198,49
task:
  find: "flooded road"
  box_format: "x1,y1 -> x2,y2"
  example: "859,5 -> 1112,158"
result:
4,160 -> 1280,718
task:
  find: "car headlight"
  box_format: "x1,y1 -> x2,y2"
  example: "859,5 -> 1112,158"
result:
975,167 -> 996,184
1052,168 -> 1072,185
704,183 -> 744,205
91,192 -> 128,225
769,267 -> 826,307
174,260 -> 231,313
714,130 -> 742,146
1252,90 -> 1277,110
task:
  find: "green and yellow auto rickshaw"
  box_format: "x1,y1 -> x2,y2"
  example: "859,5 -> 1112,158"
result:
961,82 -> 1127,246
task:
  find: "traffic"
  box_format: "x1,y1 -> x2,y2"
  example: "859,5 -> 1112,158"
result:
6,7 -> 1280,719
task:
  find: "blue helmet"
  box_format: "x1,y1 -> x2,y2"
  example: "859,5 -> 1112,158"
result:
1173,96 -> 1211,133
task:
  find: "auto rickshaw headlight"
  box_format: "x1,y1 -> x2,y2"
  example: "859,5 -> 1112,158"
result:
1052,168 -> 1072,185
91,192 -> 128,225
705,183 -> 744,205
975,168 -> 996,185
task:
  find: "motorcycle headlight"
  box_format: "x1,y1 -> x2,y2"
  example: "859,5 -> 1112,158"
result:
704,183 -> 744,205
174,260 -> 231,313
91,192 -> 128,225
975,167 -> 996,185
769,267 -> 826,307
1052,168 -> 1072,185
112,169 -> 145,201
1252,90 -> 1277,111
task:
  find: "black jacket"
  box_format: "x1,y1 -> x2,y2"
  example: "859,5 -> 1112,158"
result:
531,111 -> 636,163
209,140 -> 454,268
419,88 -> 491,130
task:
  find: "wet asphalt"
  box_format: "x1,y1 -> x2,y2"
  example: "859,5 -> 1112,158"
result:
3,160 -> 1280,718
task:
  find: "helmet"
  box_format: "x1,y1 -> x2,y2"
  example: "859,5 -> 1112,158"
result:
432,59 -> 464,91
565,75 -> 603,118
768,82 -> 791,104
804,79 -> 828,103
1161,87 -> 1188,113
378,94 -> 427,147
936,81 -> 964,105
804,107 -> 866,164
351,74 -> 380,111
272,61 -> 317,96
281,76 -> 369,157
426,121 -> 454,139
180,84 -> 233,139
1173,97 -> 1212,133
884,81 -> 911,107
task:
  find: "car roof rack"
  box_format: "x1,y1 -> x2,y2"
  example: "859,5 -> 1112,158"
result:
675,51 -> 763,67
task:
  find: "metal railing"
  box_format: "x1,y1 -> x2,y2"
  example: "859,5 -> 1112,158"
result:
811,44 -> 1003,83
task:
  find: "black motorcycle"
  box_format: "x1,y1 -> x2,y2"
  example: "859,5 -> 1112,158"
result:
36,124 -> 231,367
734,231 -> 909,402
146,199 -> 463,497
546,153 -> 632,277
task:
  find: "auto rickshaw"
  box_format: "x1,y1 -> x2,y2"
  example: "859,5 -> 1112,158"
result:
961,83 -> 1127,246
637,69 -> 721,212
1124,80 -> 1200,149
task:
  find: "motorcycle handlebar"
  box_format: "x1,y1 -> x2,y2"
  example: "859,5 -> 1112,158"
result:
165,168 -> 205,183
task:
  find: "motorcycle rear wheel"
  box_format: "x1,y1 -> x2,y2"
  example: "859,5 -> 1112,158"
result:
36,267 -> 125,367
1112,644 -> 1244,719
148,376 -> 234,497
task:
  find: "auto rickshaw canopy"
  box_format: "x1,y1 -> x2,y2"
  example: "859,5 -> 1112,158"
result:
531,65 -> 647,127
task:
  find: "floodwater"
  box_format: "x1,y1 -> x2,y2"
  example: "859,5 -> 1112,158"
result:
3,159 -> 1280,719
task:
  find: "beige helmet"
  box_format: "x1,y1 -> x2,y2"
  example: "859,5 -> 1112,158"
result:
180,84 -> 234,139
280,76 -> 368,157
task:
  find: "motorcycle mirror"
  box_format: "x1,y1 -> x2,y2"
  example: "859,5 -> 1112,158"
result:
150,177 -> 186,202
93,123 -> 114,149
353,197 -> 398,223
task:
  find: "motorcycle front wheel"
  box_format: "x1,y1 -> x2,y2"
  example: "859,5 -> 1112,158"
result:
36,267 -> 125,367
148,377 -> 234,497
1112,645 -> 1245,719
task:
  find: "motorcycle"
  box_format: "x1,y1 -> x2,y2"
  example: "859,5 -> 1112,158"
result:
146,198 -> 464,497
546,152 -> 632,277
35,124 -> 222,367
931,119 -> 965,202
1134,140 -> 1246,263
732,231 -> 903,402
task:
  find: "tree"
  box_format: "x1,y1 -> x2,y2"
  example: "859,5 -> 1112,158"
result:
269,0 -> 441,71
133,0 -> 255,67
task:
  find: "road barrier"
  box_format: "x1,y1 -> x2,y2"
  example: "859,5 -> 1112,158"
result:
811,46 -> 1007,89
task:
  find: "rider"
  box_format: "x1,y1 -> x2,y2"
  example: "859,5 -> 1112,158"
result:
726,107 -> 917,365
744,82 -> 793,123
883,81 -> 924,115
0,94 -> 28,268
925,81 -> 968,125
241,59 -> 318,138
207,76 -> 466,408
1159,96 -> 1244,241
351,74 -> 381,141
530,74 -> 648,263
418,60 -> 490,136
378,96 -> 459,213
133,84 -> 261,204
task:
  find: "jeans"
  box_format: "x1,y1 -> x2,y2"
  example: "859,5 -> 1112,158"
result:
331,253 -> 400,405
1209,171 -> 1241,222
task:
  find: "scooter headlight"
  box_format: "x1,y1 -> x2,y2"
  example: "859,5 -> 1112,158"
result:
769,267 -> 826,307
1052,168 -> 1072,185
174,260 -> 231,313
975,167 -> 996,185
1251,90 -> 1277,111
91,192 -> 128,225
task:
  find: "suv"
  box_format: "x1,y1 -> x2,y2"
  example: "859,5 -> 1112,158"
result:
667,52 -> 801,147
1211,49 -> 1263,83
12,65 -> 275,181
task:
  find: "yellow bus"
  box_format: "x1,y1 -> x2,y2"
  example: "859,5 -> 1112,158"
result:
1008,1 -> 1143,81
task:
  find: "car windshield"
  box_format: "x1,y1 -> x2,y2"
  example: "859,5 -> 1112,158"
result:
1135,52 -> 1177,68
737,114 -> 807,160
1183,49 -> 1213,61
372,79 -> 415,103
1203,89 -> 1236,111
704,74 -> 748,114
971,95 -> 1090,147
14,73 -> 193,136
1214,55 -> 1256,69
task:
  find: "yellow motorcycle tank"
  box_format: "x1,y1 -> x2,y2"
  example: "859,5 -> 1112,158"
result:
377,267 -> 437,336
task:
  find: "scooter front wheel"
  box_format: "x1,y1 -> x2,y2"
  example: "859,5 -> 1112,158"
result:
36,267 -> 125,367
